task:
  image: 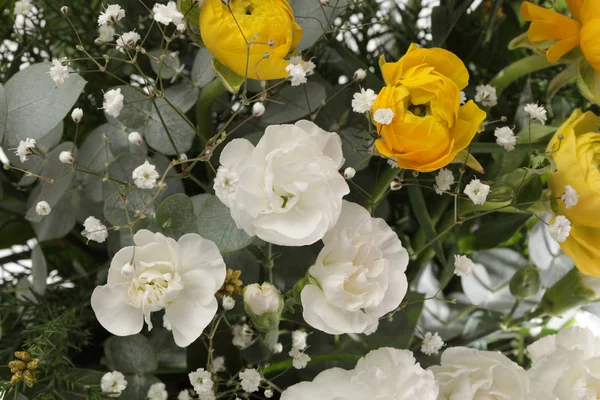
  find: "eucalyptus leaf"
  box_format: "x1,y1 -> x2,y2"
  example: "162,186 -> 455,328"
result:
291,0 -> 350,50
32,189 -> 79,241
31,244 -> 47,295
155,193 -> 197,238
101,122 -> 148,156
192,47 -> 216,88
341,128 -> 372,171
25,142 -> 75,223
165,81 -> 199,113
76,127 -> 115,203
262,81 -> 327,124
149,49 -> 181,80
104,334 -> 158,374
3,63 -> 86,148
0,83 -> 6,143
193,194 -> 253,253
143,97 -> 195,155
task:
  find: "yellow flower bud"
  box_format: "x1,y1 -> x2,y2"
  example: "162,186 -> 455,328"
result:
199,0 -> 303,80
14,351 -> 31,362
11,371 -> 24,385
23,370 -> 37,388
373,44 -> 486,172
547,109 -> 600,276
8,360 -> 25,373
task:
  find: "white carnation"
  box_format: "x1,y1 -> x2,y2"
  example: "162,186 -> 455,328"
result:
214,120 -> 349,246
282,347 -> 438,400
430,347 -> 530,399
528,327 -> 600,400
301,201 -> 409,335
91,230 -> 226,347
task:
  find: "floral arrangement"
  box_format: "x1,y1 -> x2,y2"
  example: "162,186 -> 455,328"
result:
1,0 -> 600,399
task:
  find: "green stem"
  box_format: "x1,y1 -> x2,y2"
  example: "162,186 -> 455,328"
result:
196,78 -> 228,141
364,167 -> 400,214
469,142 -> 547,154
489,55 -> 554,95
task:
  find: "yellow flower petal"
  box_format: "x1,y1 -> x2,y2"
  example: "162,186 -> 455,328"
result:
581,18 -> 600,73
562,223 -> 600,276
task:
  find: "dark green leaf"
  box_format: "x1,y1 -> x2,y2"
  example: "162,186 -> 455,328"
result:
104,334 -> 158,374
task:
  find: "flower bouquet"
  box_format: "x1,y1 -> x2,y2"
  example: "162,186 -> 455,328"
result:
1,0 -> 600,399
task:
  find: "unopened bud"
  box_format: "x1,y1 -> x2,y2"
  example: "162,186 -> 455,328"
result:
71,107 -> 83,123
243,282 -> 283,332
59,151 -> 74,164
252,102 -> 265,117
128,131 -> 143,146
353,68 -> 366,81
509,267 -> 541,300
61,6 -> 69,15
390,180 -> 402,191
344,167 -> 356,179
541,268 -> 600,316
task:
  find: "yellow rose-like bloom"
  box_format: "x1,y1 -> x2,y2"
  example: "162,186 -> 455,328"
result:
373,44 -> 486,172
547,109 -> 600,276
200,0 -> 303,80
521,0 -> 600,73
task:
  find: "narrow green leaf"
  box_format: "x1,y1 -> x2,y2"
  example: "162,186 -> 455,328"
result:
407,185 -> 447,266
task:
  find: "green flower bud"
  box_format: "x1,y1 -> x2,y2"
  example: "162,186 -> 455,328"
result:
509,267 -> 541,300
243,283 -> 284,332
541,268 -> 600,316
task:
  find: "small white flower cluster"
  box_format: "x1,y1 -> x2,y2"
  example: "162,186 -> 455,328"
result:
188,368 -> 214,397
147,382 -> 168,400
352,88 -> 377,114
494,126 -> 516,151
49,58 -> 69,85
232,323 -> 253,349
82,216 -> 108,243
132,161 -> 159,189
103,88 -> 125,118
100,371 -> 127,397
464,178 -> 490,205
153,1 -> 186,32
373,108 -> 394,125
454,254 -> 474,277
116,31 -> 141,53
434,168 -> 454,195
421,332 -> 445,356
474,84 -> 498,107
524,103 -> 547,124
98,4 -> 125,26
549,215 -> 571,242
35,201 -> 51,216
239,368 -> 261,393
14,138 -> 36,163
222,295 -> 235,310
289,330 -> 311,369
286,56 -> 316,86
14,0 -> 33,16
561,185 -> 578,209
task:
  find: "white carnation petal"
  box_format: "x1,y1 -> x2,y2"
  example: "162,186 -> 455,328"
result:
527,334 -> 557,363
167,294 -> 218,347
91,283 -> 144,336
294,120 -> 345,168
323,200 -> 371,242
255,208 -> 328,246
366,265 -> 408,318
177,233 -> 226,286
219,138 -> 254,168
107,247 -> 135,285
301,285 -> 370,334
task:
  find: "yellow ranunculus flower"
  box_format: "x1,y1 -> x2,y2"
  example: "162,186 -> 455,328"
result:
547,109 -> 600,276
200,0 -> 303,80
373,44 -> 486,172
521,0 -> 600,73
